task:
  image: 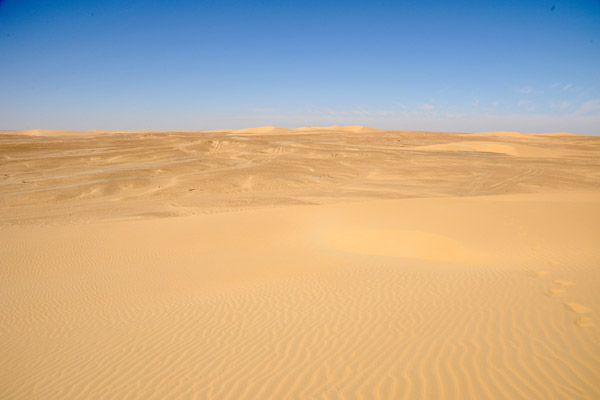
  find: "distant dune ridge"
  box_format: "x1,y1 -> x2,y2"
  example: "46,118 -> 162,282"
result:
1,126 -> 599,399
292,125 -> 382,132
472,130 -> 584,137
7,125 -> 383,136
4,125 -> 589,137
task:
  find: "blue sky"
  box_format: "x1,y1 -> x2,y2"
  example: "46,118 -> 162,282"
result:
1,0 -> 599,133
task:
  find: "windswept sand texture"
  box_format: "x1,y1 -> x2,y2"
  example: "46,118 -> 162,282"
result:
1,126 -> 600,399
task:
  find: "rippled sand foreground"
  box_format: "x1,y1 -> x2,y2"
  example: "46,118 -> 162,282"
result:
1,126 -> 599,399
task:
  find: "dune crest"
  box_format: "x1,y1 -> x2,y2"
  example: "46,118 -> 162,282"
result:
14,129 -> 87,136
470,131 -> 536,138
294,125 -> 380,132
538,132 -> 585,136
233,126 -> 293,135
471,130 -> 582,138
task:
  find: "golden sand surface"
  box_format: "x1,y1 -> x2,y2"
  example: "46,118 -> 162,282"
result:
1,126 -> 599,399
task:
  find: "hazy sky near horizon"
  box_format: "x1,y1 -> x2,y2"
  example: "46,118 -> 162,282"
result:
1,0 -> 599,133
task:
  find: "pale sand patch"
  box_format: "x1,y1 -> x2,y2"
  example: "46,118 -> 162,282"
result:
326,229 -> 485,263
555,280 -> 576,287
545,289 -> 565,296
564,303 -> 593,314
410,140 -> 566,158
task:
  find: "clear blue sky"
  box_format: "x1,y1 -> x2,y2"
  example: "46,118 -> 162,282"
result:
1,0 -> 599,133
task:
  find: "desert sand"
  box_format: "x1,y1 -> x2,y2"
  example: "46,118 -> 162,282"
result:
1,126 -> 599,399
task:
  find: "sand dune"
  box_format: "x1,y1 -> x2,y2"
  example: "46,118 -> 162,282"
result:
294,125 -> 381,132
233,126 -> 294,135
473,131 -> 588,138
410,140 -> 568,158
1,128 -> 599,399
11,129 -> 93,137
471,131 -> 537,139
